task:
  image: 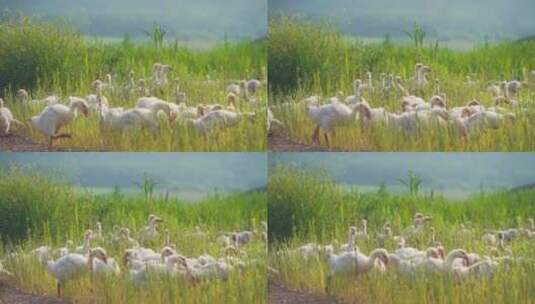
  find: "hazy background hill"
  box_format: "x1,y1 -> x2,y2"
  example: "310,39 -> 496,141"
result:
269,153 -> 535,199
270,0 -> 535,42
0,153 -> 267,200
1,0 -> 267,42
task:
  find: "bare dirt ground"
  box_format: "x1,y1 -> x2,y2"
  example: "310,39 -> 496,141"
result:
0,135 -> 52,152
268,126 -> 330,152
0,280 -> 68,304
268,280 -> 340,304
0,134 -> 105,152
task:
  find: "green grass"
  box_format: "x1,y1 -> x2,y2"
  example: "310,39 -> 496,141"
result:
0,168 -> 267,303
0,14 -> 267,151
268,17 -> 535,151
268,166 -> 535,304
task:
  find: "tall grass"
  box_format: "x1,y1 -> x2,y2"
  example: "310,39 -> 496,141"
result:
268,166 -> 535,303
269,17 -> 535,96
268,18 -> 535,151
0,167 -> 266,245
0,168 -> 267,303
0,14 -> 267,151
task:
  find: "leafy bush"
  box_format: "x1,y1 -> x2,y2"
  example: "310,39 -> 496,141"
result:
0,13 -> 88,91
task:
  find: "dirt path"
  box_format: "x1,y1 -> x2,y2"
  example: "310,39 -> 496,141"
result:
268,280 -> 340,304
0,134 -> 107,152
268,127 -> 330,152
0,280 -> 68,304
0,135 -> 52,152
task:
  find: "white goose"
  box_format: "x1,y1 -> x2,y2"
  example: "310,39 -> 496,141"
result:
74,230 -> 93,254
344,79 -> 366,105
101,100 -> 172,133
307,98 -> 358,147
418,249 -> 469,274
16,89 -> 59,106
326,248 -> 388,278
188,108 -> 255,136
139,215 -> 163,244
267,107 -> 283,132
0,99 -> 24,136
46,247 -> 109,297
340,226 -> 357,252
451,258 -> 499,281
29,97 -> 89,148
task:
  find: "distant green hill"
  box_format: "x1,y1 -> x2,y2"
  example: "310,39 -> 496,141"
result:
511,183 -> 535,192
517,35 -> 535,42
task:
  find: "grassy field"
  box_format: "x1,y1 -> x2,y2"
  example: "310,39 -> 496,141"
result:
0,168 -> 267,303
0,15 -> 267,151
268,166 -> 535,304
268,18 -> 535,151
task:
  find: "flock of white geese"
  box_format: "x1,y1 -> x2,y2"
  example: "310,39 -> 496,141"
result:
0,62 -> 264,148
0,215 -> 267,297
269,64 -> 535,147
277,213 -> 535,287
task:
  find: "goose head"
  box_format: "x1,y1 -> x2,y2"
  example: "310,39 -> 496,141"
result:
69,97 -> 89,117
370,248 -> 389,265
425,247 -> 440,259
16,89 -> 29,102
348,226 -> 357,238
119,228 -> 131,238
430,95 -> 446,108
161,65 -> 172,73
84,229 -> 94,240
122,249 -> 136,266
153,63 -> 162,74
394,236 -> 406,248
160,246 -> 177,260
90,247 -> 108,264
446,249 -> 469,265
384,226 -> 392,236
354,101 -> 372,120
420,65 -> 431,74
227,92 -> 238,107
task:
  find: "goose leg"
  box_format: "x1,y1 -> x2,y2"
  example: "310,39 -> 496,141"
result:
312,125 -> 320,145
324,133 -> 330,149
57,282 -> 61,297
460,129 -> 468,147
325,274 -> 332,294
